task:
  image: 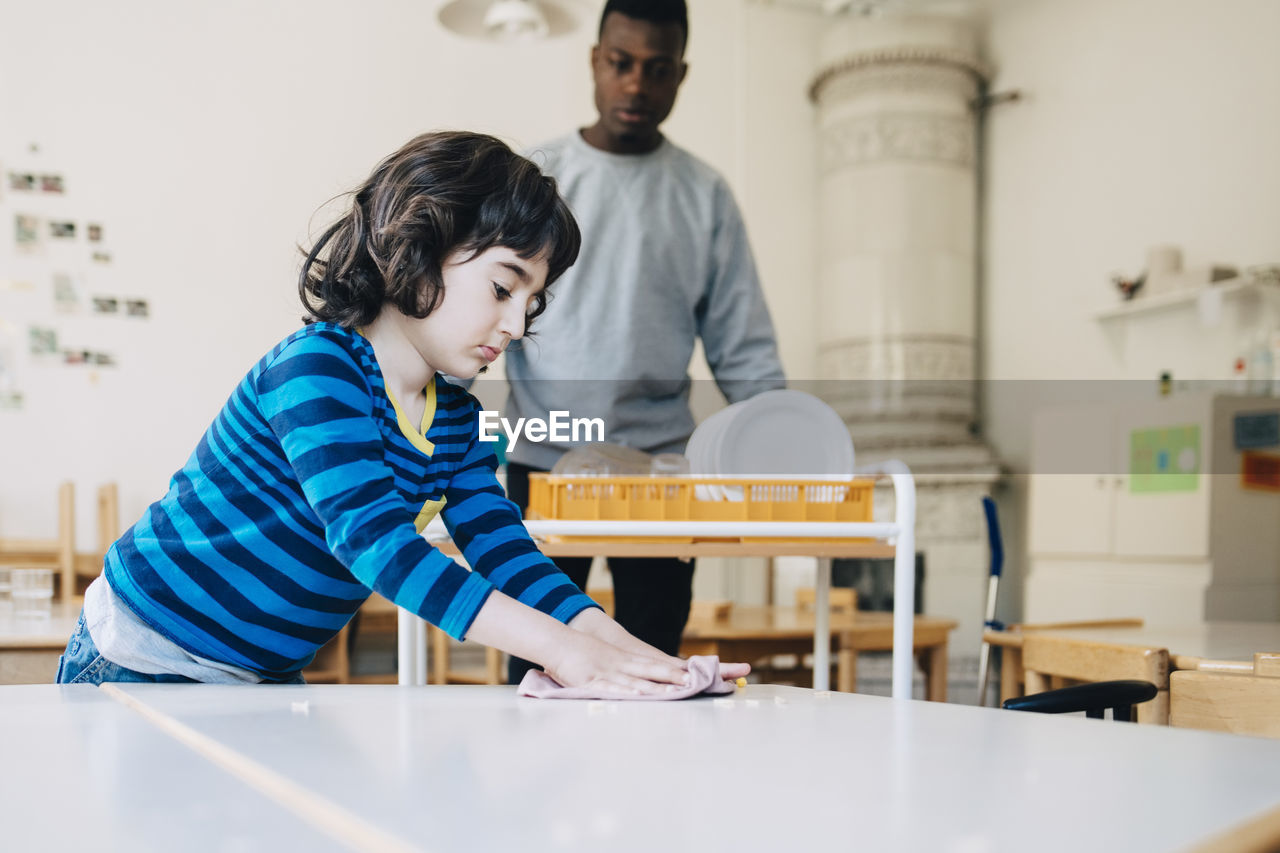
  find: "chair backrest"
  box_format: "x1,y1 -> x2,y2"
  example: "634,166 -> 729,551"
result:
1170,653 -> 1280,738
97,483 -> 120,554
795,587 -> 857,611
0,482 -> 124,600
70,483 -> 121,595
0,481 -> 77,600
1020,634 -> 1169,723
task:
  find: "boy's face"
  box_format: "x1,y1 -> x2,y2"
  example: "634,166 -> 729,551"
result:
589,12 -> 687,154
402,246 -> 547,379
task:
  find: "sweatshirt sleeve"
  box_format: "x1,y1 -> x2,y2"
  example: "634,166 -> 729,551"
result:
696,179 -> 788,403
255,334 -> 497,641
442,394 -> 600,628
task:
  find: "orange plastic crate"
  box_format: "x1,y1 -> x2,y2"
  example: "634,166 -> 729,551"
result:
526,474 -> 874,542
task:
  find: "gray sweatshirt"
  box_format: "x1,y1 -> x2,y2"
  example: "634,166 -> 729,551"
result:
505,131 -> 785,469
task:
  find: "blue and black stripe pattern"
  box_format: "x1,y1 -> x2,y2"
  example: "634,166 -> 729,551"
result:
106,323 -> 596,680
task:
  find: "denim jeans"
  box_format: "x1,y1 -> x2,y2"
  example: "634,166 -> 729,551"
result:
55,610 -> 199,684
55,610 -> 306,685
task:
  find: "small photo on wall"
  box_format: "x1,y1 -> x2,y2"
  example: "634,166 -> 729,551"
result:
28,326 -> 58,356
125,298 -> 150,318
53,272 -> 81,313
39,174 -> 65,193
49,220 -> 76,239
15,214 -> 40,247
7,172 -> 36,192
91,250 -> 113,264
87,223 -> 103,242
92,296 -> 120,315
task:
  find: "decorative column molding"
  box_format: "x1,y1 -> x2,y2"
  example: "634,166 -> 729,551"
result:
818,112 -> 976,173
806,16 -> 1001,684
810,45 -> 986,103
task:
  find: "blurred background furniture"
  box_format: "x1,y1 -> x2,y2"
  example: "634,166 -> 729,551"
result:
990,621 -> 1280,723
1170,652 -> 1280,739
0,482 -> 120,601
0,482 -> 75,600
984,618 -> 1146,704
680,591 -> 956,699
1001,679 -> 1159,721
0,597 -> 81,684
338,593 -> 505,685
1002,634 -> 1169,723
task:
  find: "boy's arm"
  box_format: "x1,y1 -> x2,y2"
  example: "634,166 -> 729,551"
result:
442,394 -> 598,624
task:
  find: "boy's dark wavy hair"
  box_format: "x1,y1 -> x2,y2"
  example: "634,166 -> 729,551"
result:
299,130 -> 580,331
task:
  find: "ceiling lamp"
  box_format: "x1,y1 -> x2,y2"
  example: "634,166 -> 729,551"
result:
437,0 -> 585,42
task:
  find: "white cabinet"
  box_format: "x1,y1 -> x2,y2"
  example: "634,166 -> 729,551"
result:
1026,393 -> 1280,624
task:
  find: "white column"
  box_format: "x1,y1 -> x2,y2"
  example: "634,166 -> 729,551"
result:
811,15 -> 986,436
808,16 -> 1001,699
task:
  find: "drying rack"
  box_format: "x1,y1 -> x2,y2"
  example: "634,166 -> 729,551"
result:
398,462 -> 917,698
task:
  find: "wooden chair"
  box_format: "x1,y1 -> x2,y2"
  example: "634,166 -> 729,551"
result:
739,586 -> 857,689
1014,634 -> 1169,724
0,482 -> 122,601
303,625 -> 352,683
984,618 -> 1146,705
344,594 -> 505,685
1170,652 -> 1280,738
429,625 -> 503,685
796,586 -> 857,612
0,482 -> 76,600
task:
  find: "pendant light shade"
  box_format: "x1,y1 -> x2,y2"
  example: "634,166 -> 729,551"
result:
437,0 -> 586,42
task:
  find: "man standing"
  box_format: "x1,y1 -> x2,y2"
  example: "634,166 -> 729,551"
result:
504,0 -> 785,683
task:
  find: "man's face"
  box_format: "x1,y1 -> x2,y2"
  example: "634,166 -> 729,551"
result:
589,12 -> 687,153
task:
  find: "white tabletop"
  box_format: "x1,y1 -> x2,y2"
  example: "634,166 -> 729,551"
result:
5,683 -> 1279,852
0,686 -> 344,852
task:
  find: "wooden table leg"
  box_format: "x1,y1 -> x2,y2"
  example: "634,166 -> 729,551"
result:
837,644 -> 857,693
922,641 -> 948,702
1000,646 -> 1022,705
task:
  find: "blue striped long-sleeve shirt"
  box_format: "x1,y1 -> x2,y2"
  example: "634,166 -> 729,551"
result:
105,323 -> 597,680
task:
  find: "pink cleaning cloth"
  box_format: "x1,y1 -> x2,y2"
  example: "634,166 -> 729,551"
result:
518,655 -> 737,701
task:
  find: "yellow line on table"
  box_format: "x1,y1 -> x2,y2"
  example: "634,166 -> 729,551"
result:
99,684 -> 421,853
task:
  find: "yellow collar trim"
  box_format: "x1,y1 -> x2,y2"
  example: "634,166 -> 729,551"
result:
385,379 -> 437,456
353,328 -> 437,455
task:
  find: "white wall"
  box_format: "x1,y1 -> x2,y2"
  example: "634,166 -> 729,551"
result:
0,0 -> 822,540
980,0 -> 1280,620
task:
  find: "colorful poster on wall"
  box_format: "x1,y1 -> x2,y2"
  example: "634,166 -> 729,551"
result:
1130,424 -> 1201,493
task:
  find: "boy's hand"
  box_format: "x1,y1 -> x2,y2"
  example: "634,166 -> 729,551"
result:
543,633 -> 689,695
567,607 -> 750,683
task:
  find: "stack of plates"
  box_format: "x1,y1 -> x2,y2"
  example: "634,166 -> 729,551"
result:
685,389 -> 855,500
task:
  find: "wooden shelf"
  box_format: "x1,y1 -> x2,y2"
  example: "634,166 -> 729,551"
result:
1095,276 -> 1278,322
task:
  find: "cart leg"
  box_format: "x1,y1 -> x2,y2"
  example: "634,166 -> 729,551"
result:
813,557 -> 831,691
398,608 -> 427,686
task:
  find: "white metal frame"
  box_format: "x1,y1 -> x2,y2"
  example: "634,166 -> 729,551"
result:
399,462 -> 917,698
